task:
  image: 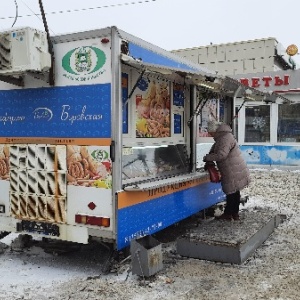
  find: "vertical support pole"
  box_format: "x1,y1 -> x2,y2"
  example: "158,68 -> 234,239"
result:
38,0 -> 55,86
190,85 -> 197,172
231,85 -> 243,139
111,26 -> 122,191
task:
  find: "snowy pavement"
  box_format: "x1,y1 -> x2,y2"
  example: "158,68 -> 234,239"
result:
0,167 -> 300,300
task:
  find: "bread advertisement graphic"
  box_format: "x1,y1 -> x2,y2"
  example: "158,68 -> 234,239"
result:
136,79 -> 171,138
0,145 -> 9,180
67,145 -> 112,188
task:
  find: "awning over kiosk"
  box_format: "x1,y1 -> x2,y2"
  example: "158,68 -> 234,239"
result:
120,54 -> 290,104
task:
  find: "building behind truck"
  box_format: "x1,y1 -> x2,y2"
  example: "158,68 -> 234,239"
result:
172,38 -> 300,167
171,37 -> 297,75
0,26 -> 275,250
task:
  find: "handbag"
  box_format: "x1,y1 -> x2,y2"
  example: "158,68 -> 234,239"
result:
204,162 -> 221,183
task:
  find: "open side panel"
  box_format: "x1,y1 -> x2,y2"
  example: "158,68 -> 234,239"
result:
117,42 -> 225,250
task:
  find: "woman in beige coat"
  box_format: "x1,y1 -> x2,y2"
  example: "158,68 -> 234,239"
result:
203,122 -> 251,220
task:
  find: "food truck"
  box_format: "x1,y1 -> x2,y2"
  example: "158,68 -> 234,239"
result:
0,26 -> 273,250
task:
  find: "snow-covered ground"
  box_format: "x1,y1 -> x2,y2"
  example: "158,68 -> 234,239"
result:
1,168 -> 300,300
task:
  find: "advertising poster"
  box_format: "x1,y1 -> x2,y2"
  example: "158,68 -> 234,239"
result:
199,99 -> 218,137
66,145 -> 112,189
0,84 -> 111,142
0,145 -> 9,181
135,78 -> 171,138
55,40 -> 111,86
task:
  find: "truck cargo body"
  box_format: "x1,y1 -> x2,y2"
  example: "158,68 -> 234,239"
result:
0,26 -> 225,250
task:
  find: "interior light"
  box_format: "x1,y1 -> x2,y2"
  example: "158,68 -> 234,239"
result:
244,95 -> 257,101
132,145 -> 168,149
199,82 -> 215,90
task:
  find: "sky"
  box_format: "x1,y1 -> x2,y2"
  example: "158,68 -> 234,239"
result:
1,0 -> 300,64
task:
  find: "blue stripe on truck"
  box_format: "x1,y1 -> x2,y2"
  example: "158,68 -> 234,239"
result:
0,84 -> 111,138
117,182 -> 225,250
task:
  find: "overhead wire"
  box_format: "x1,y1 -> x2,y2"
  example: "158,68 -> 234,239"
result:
11,0 -> 18,27
20,0 -> 56,34
0,0 -> 159,21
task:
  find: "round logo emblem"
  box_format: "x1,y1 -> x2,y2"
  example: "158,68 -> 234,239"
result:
62,46 -> 106,75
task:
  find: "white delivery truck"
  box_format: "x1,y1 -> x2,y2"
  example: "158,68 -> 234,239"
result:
0,26 -> 261,250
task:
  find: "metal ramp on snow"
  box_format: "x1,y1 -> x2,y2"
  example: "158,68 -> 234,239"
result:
176,209 -> 285,264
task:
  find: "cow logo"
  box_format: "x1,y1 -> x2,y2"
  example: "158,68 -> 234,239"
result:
75,47 -> 92,73
62,46 -> 106,81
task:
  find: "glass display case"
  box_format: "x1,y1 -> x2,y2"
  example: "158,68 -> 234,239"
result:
122,144 -> 189,188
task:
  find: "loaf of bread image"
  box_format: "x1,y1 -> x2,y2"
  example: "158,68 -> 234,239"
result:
0,145 -> 9,180
66,145 -> 111,187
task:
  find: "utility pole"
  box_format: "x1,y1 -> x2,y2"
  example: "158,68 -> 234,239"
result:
38,0 -> 55,86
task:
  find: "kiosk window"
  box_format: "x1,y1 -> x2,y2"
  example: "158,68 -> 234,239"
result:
278,104 -> 300,142
245,105 -> 270,142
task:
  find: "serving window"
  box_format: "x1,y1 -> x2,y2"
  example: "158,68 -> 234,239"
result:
122,66 -> 188,147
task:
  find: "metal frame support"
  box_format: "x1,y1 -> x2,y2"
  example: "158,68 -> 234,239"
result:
231,85 -> 244,136
111,26 -> 122,192
123,69 -> 145,108
0,75 -> 24,87
190,85 -> 198,173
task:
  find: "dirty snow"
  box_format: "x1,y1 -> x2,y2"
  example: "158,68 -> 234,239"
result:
1,167 -> 300,300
